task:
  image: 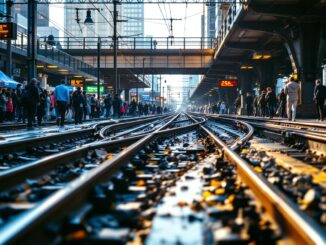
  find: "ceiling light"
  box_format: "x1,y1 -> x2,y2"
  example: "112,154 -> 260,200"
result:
74,75 -> 83,78
47,65 -> 58,68
85,78 -> 93,81
36,65 -> 44,68
240,66 -> 248,69
262,55 -> 271,59
58,69 -> 69,72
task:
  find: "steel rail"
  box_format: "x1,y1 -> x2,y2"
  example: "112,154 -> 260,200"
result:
187,113 -> 326,245
0,115 -> 167,154
98,114 -> 172,139
0,113 -> 208,244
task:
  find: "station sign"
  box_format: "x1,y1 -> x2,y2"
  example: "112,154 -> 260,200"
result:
70,79 -> 83,87
0,22 -> 17,40
218,79 -> 238,88
85,85 -> 104,94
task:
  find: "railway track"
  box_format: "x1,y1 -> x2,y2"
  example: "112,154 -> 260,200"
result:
0,113 -> 324,244
0,115 -> 170,170
194,113 -> 326,235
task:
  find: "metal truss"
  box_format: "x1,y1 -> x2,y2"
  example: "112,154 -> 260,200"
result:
14,0 -> 247,4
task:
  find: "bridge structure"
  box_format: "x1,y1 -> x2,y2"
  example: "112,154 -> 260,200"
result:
41,36 -> 216,90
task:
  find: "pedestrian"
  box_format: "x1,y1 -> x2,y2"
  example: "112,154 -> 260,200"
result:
104,94 -> 112,118
72,87 -> 84,124
278,88 -> 287,118
44,90 -> 51,122
285,77 -> 300,121
0,89 -> 6,123
15,84 -> 23,122
265,87 -> 277,118
82,91 -> 88,121
54,79 -> 70,127
259,91 -> 267,117
22,78 -> 40,130
112,93 -> 122,118
245,92 -> 254,116
6,92 -> 14,121
313,79 -> 326,121
90,94 -> 96,119
219,101 -> 226,114
36,81 -> 46,126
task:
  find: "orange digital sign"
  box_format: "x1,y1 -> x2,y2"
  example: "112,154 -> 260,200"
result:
218,79 -> 238,88
0,23 -> 17,40
70,79 -> 83,87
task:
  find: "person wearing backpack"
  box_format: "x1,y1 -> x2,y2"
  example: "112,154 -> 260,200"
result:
23,78 -> 40,129
313,79 -> 326,121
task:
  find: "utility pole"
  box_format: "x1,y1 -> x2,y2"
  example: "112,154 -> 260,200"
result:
151,74 -> 154,104
142,57 -> 145,103
159,75 -> 162,107
162,80 -> 166,109
97,37 -> 101,100
136,74 -> 139,102
6,0 -> 13,78
27,0 -> 37,82
113,0 -> 118,95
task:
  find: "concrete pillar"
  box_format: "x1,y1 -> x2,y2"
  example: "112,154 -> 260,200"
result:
257,60 -> 277,91
284,21 -> 325,116
239,70 -> 255,115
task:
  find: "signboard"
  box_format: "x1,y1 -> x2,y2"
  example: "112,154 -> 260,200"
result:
86,85 -> 104,94
0,23 -> 17,40
141,95 -> 152,102
218,79 -> 238,88
130,93 -> 137,97
70,79 -> 83,87
155,96 -> 164,100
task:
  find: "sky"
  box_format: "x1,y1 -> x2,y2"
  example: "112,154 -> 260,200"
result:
49,3 -> 204,105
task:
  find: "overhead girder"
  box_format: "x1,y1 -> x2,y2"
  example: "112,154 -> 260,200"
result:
249,0 -> 325,18
13,0 -> 248,4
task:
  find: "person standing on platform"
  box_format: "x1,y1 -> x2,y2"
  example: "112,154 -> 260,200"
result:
0,89 -> 6,123
22,78 -> 40,130
15,84 -> 23,122
265,87 -> 277,118
313,79 -> 326,121
36,81 -> 46,126
82,91 -> 88,121
113,93 -> 122,118
278,88 -> 287,118
72,87 -> 84,124
285,77 -> 300,121
90,94 -> 96,119
104,94 -> 112,118
245,92 -> 254,116
259,91 -> 267,117
54,79 -> 70,127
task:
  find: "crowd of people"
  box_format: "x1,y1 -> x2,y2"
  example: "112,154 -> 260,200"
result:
192,77 -> 326,122
0,78 -> 168,129
241,78 -> 326,121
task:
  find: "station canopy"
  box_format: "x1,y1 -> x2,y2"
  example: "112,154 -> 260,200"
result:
0,71 -> 20,88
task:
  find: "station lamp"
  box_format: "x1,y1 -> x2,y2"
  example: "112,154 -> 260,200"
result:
240,65 -> 254,70
84,10 -> 94,25
47,65 -> 58,69
252,52 -> 272,60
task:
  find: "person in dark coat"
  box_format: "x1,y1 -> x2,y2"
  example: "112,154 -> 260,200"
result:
72,87 -> 84,124
259,91 -> 267,117
245,92 -> 254,116
265,87 -> 277,118
112,94 -> 122,118
23,78 -> 40,130
313,79 -> 326,121
278,88 -> 287,118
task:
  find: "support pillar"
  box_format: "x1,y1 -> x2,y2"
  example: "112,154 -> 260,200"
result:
27,0 -> 37,82
283,21 -> 325,117
239,70 -> 255,115
257,60 -> 277,91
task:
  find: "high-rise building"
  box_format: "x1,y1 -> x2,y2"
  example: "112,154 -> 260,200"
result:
64,3 -> 144,47
0,0 -> 6,18
13,4 -> 49,26
206,2 -> 216,38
